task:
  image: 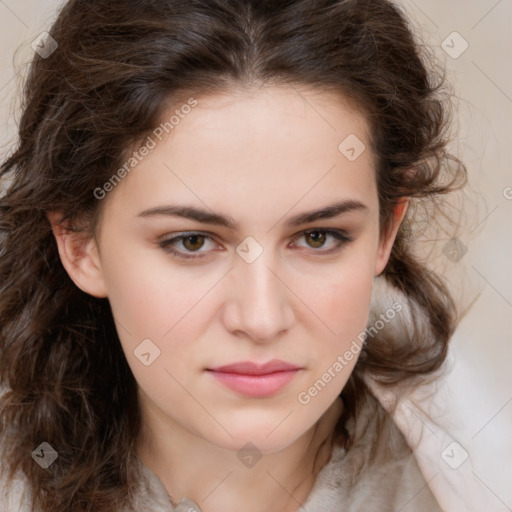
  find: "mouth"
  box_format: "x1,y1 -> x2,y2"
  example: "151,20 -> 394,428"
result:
205,359 -> 302,398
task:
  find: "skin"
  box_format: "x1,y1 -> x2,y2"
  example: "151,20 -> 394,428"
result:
49,84 -> 408,512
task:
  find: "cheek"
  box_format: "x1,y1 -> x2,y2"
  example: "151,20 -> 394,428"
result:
293,255 -> 375,350
327,270 -> 374,340
312,277 -> 372,394
101,246 -> 217,339
100,252 -> 211,415
97,242 -> 223,397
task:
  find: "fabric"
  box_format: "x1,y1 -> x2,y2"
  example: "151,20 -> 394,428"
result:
119,390 -> 443,512
367,375 -> 491,512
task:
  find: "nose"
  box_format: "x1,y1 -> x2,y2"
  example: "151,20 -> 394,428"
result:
222,246 -> 295,343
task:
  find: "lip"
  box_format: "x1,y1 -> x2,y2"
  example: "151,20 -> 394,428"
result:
208,360 -> 301,375
206,359 -> 302,398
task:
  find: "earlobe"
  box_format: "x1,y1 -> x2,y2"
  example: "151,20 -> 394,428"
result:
47,212 -> 108,298
374,199 -> 409,276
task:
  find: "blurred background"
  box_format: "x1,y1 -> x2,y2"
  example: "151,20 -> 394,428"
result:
0,0 -> 510,510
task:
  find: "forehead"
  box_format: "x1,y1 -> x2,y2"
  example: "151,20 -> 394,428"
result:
168,85 -> 372,162
103,85 -> 377,224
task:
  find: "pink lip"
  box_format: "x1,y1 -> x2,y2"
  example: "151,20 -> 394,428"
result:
206,360 -> 301,398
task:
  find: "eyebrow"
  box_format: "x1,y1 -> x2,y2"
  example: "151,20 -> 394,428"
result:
137,199 -> 368,229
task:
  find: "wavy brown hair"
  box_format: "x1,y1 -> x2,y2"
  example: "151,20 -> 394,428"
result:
0,0 -> 466,510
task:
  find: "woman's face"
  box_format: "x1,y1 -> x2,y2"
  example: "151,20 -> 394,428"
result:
68,85 -> 404,452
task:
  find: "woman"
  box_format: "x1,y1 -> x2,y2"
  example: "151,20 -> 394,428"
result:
0,0 -> 468,510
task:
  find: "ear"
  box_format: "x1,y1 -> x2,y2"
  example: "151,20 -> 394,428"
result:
47,212 -> 108,298
374,199 -> 409,276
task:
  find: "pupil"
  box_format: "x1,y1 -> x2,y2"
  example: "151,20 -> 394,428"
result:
184,235 -> 203,251
308,231 -> 325,248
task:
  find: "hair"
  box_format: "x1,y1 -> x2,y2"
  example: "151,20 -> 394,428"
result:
0,0 -> 466,510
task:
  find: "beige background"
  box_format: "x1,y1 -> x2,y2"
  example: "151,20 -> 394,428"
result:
0,1 -> 511,509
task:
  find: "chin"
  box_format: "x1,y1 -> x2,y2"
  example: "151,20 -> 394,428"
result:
200,409 -> 310,454
212,430 -> 302,455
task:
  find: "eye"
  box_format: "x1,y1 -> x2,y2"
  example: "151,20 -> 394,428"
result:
159,228 -> 353,260
159,232 -> 217,259
292,229 -> 353,253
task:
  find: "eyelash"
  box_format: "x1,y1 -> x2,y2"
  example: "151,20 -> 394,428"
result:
158,229 -> 354,260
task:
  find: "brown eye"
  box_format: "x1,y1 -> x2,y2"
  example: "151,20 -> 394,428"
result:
181,234 -> 206,251
304,230 -> 327,248
159,232 -> 215,259
293,229 -> 354,254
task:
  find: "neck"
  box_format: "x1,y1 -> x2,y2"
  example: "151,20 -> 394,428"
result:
135,397 -> 343,512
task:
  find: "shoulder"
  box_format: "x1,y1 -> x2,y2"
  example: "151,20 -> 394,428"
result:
0,465 -> 33,512
302,394 -> 444,512
0,413 -> 33,510
117,454 -> 176,512
0,388 -> 33,510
